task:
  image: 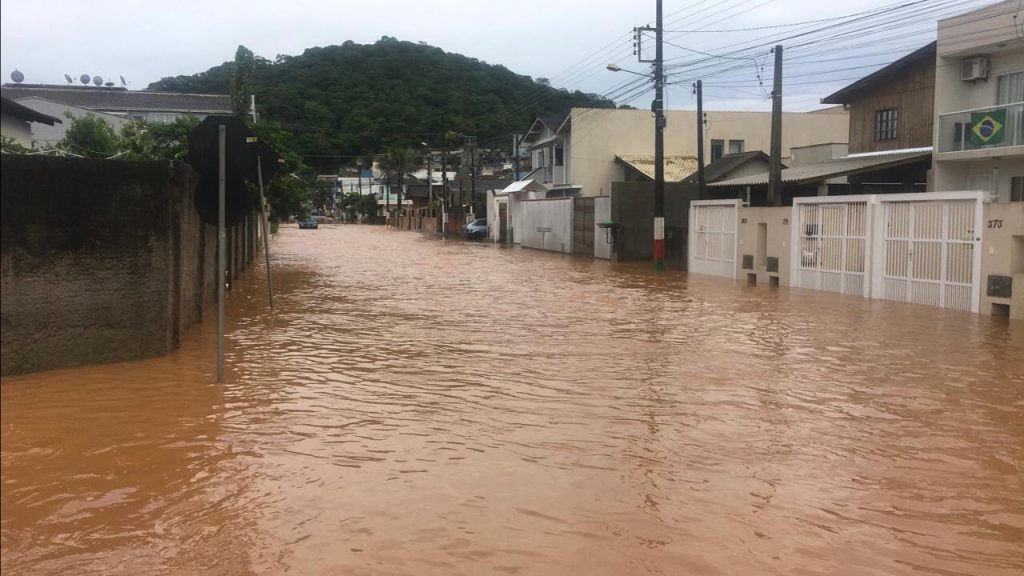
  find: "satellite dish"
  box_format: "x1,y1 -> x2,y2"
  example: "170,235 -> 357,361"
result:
64,73 -> 73,84
92,75 -> 103,86
11,70 -> 24,83
120,75 -> 126,87
80,74 -> 90,85
104,81 -> 114,87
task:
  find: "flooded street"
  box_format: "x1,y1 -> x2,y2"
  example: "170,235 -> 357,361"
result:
2,224 -> 1023,575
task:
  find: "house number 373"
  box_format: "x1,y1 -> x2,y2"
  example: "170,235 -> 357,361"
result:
987,219 -> 1003,229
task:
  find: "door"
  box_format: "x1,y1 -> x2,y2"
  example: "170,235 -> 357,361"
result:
793,199 -> 870,297
498,203 -> 508,243
688,200 -> 739,279
573,197 -> 595,256
878,197 -> 981,312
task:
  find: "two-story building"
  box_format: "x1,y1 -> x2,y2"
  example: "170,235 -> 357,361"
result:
932,0 -> 1024,202
519,107 -> 850,198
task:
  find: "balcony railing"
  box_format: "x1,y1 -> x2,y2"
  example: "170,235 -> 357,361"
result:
937,102 -> 1024,153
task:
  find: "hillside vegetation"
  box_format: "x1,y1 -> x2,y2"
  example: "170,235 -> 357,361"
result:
149,38 -> 615,166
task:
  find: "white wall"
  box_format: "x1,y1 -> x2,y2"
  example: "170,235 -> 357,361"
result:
519,198 -> 573,253
568,108 -> 849,197
1,114 -> 32,147
15,97 -> 128,148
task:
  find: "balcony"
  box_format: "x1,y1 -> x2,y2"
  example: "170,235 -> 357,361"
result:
937,102 -> 1024,155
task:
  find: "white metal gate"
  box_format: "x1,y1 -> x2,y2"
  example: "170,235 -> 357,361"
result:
792,196 -> 871,297
689,200 -> 739,279
874,194 -> 983,313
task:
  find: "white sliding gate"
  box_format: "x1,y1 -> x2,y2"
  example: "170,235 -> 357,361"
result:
791,192 -> 984,313
873,193 -> 983,313
792,196 -> 872,297
689,199 -> 740,279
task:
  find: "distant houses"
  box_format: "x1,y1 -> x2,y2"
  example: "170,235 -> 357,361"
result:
0,82 -> 232,149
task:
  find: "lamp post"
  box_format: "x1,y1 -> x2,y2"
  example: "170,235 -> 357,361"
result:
607,15 -> 665,271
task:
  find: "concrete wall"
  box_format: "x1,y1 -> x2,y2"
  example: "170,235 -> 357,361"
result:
1,156 -> 258,376
570,108 -> 850,198
736,207 -> 793,287
980,202 -> 1024,319
1,113 -> 32,147
518,198 -> 573,253
610,182 -> 700,265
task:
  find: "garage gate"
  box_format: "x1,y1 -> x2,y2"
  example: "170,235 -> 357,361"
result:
688,200 -> 740,279
792,196 -> 871,297
791,192 -> 983,313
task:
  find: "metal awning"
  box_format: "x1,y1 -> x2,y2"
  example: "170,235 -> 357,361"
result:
708,149 -> 932,187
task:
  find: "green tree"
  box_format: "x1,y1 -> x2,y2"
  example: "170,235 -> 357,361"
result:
231,45 -> 256,118
119,116 -> 199,161
147,38 -> 616,167
59,114 -> 121,158
1,136 -> 31,154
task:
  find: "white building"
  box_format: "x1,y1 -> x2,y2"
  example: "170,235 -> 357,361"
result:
1,96 -> 61,146
932,0 -> 1024,202
11,97 -> 128,148
520,107 -> 850,198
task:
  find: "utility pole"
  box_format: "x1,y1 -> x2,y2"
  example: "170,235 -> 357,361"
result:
250,95 -> 273,310
513,134 -> 520,180
441,118 -> 449,239
470,136 -> 477,218
695,80 -> 706,200
768,45 -> 783,207
653,0 -> 666,271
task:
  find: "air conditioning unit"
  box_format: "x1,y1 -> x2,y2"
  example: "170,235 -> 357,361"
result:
960,56 -> 989,82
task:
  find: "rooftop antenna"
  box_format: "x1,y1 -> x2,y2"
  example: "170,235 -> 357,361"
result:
104,81 -> 114,87
92,75 -> 103,86
64,73 -> 73,85
11,70 -> 24,83
119,75 -> 126,87
79,74 -> 90,85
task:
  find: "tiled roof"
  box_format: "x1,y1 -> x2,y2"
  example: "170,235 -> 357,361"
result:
1,84 -> 232,114
615,155 -> 699,182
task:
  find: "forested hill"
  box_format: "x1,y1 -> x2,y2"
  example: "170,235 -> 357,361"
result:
148,37 -> 615,162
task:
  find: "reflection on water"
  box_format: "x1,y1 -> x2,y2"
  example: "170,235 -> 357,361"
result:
3,225 -> 1023,575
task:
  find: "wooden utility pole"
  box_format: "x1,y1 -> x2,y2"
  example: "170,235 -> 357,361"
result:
768,45 -> 783,207
695,80 -> 706,200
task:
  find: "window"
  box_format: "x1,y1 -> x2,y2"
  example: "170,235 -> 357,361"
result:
1011,176 -> 1023,202
728,140 -> 744,154
554,146 -> 564,166
711,139 -> 724,162
874,108 -> 897,141
996,72 -> 1024,105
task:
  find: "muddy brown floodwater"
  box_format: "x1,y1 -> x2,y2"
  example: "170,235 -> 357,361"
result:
2,225 -> 1023,576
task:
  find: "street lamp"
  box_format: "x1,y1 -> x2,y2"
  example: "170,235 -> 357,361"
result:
608,33 -> 666,271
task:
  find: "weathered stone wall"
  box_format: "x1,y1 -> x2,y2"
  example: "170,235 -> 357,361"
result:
1,156 -> 258,376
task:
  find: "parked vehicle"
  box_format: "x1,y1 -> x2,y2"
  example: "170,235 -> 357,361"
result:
463,218 -> 487,239
299,217 -> 318,229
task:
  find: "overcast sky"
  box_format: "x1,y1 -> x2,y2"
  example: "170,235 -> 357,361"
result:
0,0 -> 986,112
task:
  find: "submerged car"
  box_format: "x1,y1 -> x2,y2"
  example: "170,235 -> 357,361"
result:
298,216 -> 318,229
463,218 -> 487,239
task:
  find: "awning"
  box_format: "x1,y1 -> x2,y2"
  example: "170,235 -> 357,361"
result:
495,179 -> 549,196
708,149 -> 932,187
615,154 -> 699,182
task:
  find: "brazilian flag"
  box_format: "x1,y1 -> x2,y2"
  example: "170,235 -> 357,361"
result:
970,108 -> 1006,146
